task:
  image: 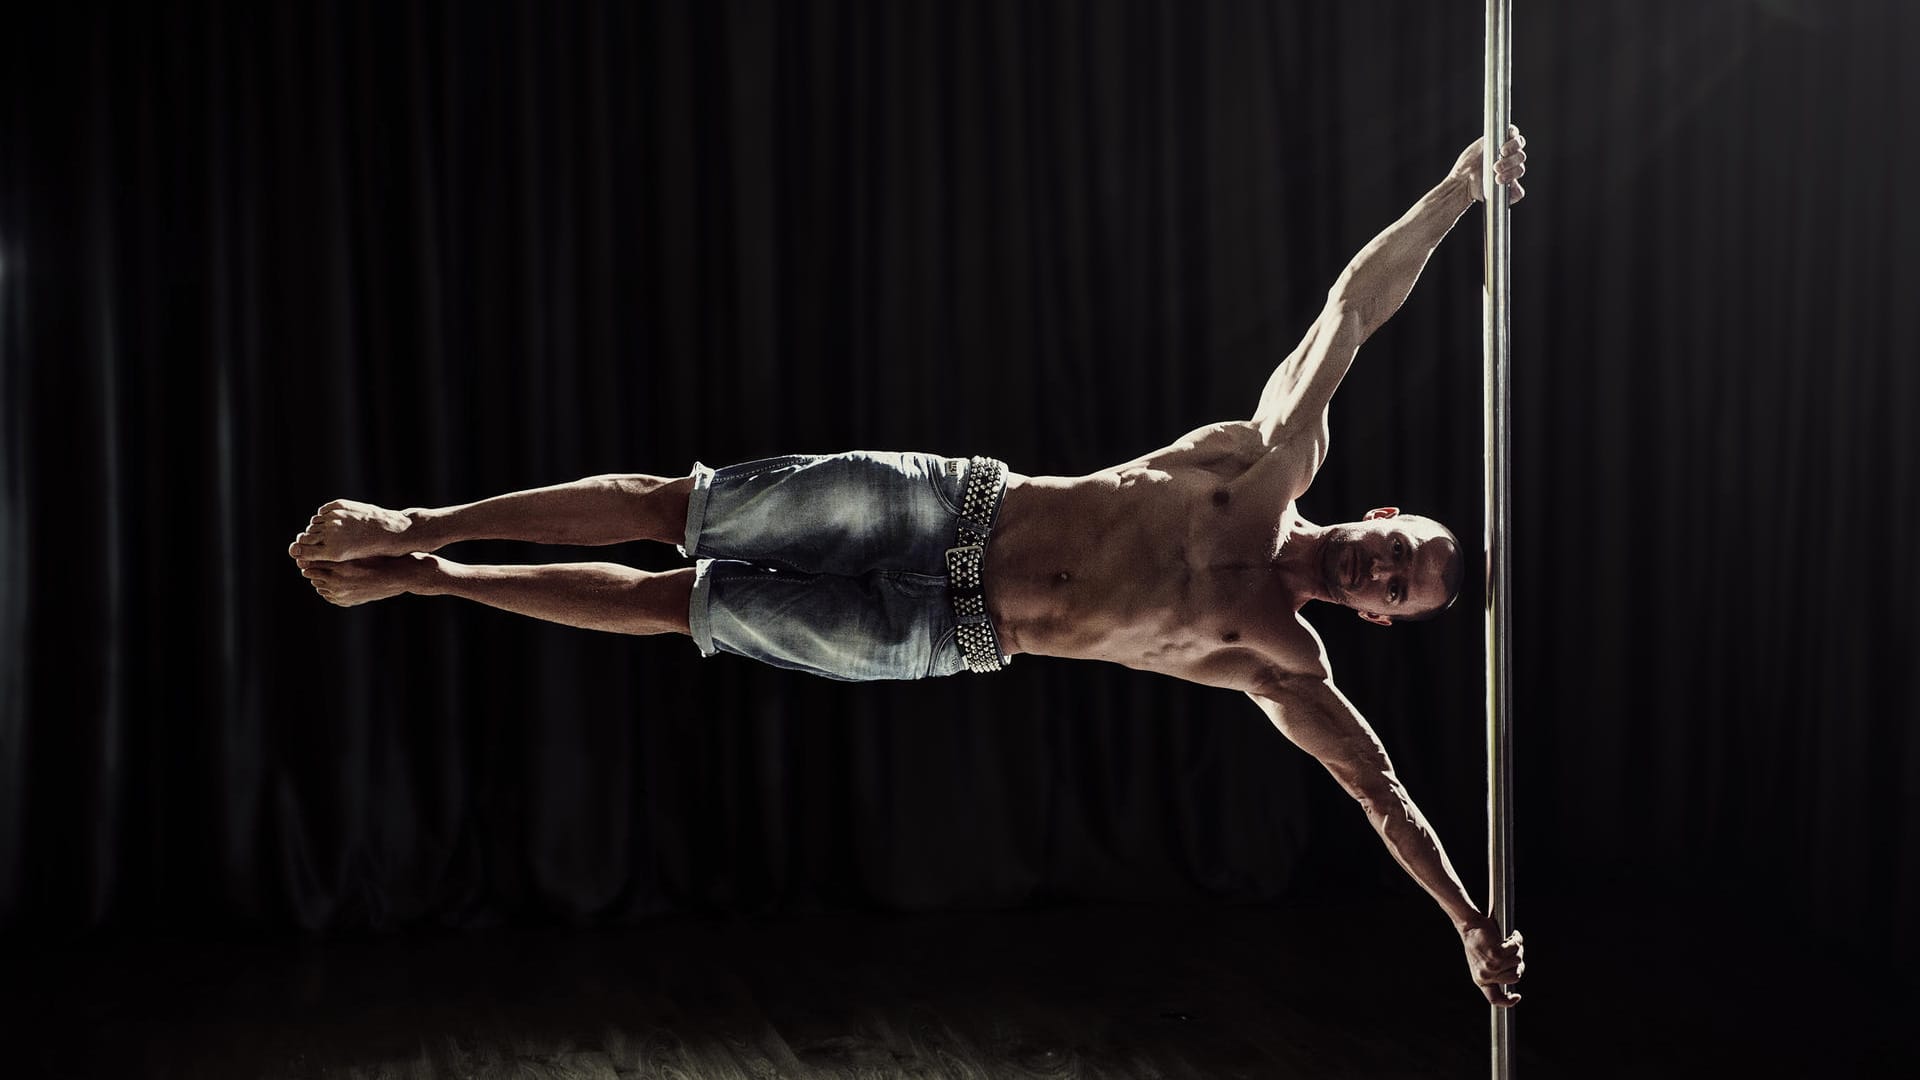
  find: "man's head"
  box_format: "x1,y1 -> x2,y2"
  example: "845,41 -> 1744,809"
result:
1319,507 -> 1465,626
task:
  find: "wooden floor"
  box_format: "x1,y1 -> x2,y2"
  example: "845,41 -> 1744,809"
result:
5,894 -> 1913,1078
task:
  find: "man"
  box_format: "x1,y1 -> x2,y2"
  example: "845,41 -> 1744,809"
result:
290,130 -> 1529,1005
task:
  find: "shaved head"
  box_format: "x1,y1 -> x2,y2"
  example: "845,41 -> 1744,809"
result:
1391,515 -> 1465,622
1321,509 -> 1466,624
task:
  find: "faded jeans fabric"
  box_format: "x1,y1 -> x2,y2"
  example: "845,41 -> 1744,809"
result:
679,451 -> 1004,682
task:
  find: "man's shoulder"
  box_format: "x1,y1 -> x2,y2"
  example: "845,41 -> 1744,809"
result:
1240,614 -> 1335,697
1264,612 -> 1333,679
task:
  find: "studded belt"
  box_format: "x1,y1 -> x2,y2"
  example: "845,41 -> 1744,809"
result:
944,456 -> 1010,674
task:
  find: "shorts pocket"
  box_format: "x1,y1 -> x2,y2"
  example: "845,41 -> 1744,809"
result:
925,455 -> 968,516
926,626 -> 966,678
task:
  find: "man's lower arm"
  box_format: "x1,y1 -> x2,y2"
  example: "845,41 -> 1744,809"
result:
1328,174 -> 1477,335
1361,782 -> 1485,933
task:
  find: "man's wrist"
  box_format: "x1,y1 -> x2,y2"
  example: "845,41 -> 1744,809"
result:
1439,171 -> 1479,209
1454,908 -> 1494,936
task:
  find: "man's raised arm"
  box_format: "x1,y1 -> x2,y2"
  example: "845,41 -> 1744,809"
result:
1252,129 -> 1526,446
1248,672 -> 1526,1005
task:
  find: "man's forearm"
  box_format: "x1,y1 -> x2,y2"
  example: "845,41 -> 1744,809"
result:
1327,173 -> 1477,338
1359,779 -> 1483,932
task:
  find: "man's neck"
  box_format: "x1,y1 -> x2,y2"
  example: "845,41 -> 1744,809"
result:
1273,515 -> 1337,610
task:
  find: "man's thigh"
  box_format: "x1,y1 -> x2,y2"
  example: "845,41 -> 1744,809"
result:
679,451 -> 973,576
689,562 -> 965,682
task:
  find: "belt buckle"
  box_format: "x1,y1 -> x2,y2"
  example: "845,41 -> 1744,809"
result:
945,543 -> 987,603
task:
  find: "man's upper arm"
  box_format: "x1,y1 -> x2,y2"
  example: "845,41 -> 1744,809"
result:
1184,623 -> 1394,801
1246,671 -> 1399,803
1250,302 -> 1365,451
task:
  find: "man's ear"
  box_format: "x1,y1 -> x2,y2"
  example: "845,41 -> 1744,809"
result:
1357,610 -> 1393,627
1363,506 -> 1401,521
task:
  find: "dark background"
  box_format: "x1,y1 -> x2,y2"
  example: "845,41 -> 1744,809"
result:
3,0 -> 1916,1074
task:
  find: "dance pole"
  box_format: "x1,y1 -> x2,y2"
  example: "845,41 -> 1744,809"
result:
1482,0 -> 1516,1078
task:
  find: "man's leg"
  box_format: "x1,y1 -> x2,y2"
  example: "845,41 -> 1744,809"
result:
297,553 -> 695,636
288,474 -> 697,563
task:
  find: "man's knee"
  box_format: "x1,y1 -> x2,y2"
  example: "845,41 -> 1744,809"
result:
602,474 -> 695,543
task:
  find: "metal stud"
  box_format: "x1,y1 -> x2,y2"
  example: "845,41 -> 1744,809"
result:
946,457 -> 1008,674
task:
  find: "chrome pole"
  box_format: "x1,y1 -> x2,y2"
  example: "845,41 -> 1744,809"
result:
1483,0 -> 1515,1077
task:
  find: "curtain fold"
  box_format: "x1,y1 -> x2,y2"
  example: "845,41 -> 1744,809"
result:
1,0 -> 1914,965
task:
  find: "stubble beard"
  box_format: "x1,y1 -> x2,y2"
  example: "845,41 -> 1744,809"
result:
1320,529 -> 1350,603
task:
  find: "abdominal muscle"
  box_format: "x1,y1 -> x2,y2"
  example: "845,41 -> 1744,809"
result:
983,455 -> 1299,673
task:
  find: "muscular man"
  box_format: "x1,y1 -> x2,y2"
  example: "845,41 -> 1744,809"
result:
289,131 -> 1529,1005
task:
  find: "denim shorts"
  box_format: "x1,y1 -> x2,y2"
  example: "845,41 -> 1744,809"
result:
679,451 -> 1010,682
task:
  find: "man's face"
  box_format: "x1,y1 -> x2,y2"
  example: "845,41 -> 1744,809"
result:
1320,508 -> 1457,625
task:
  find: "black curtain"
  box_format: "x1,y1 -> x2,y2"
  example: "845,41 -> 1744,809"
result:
3,0 -> 1914,978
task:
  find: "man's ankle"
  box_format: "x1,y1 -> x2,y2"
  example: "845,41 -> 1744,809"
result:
403,507 -> 454,551
405,552 -> 453,595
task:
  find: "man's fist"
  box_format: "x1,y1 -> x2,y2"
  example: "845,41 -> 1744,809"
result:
1449,126 -> 1528,205
1460,915 -> 1526,1006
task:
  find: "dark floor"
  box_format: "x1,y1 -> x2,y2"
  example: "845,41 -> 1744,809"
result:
4,894 -> 1914,1079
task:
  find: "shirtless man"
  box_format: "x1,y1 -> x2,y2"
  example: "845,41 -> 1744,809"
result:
290,130 -> 1529,1005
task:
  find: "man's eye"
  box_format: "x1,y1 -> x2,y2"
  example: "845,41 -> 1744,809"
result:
1393,539 -> 1404,558
1389,583 -> 1400,602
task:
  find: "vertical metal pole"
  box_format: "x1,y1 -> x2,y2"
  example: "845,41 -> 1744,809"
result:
1483,1 -> 1515,1078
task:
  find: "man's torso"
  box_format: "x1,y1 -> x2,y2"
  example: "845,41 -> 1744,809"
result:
984,421 -> 1327,692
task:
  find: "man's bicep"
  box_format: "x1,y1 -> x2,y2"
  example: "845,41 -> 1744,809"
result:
1250,303 -> 1364,448
1247,679 -> 1397,800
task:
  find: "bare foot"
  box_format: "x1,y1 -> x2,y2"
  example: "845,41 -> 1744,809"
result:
297,555 -> 428,607
287,499 -> 424,563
